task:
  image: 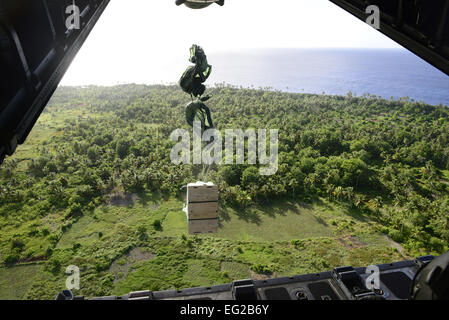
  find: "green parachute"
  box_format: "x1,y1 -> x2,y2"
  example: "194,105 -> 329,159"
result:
185,100 -> 214,132
179,45 -> 214,131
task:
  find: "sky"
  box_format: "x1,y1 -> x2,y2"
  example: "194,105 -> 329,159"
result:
60,0 -> 402,86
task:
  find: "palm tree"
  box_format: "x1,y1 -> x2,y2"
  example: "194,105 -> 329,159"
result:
333,186 -> 344,201
344,187 -> 354,202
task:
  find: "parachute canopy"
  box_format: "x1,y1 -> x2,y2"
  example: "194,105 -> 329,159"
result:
179,45 -> 212,97
185,100 -> 214,131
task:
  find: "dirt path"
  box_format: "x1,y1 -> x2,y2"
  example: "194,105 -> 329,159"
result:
337,235 -> 365,249
383,235 -> 411,259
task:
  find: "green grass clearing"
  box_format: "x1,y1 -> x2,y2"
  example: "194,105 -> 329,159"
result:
0,264 -> 42,299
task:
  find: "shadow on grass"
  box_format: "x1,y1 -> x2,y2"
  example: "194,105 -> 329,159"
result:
345,205 -> 369,222
314,198 -> 334,211
218,206 -> 230,222
235,208 -> 262,225
328,200 -> 371,223
249,197 -> 303,218
221,205 -> 262,225
312,214 -> 328,226
222,197 -> 304,226
136,191 -> 165,208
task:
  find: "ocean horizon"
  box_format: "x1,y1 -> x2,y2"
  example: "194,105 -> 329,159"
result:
63,48 -> 449,106
208,48 -> 449,106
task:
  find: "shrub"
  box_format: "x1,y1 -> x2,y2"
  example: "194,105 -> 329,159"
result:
219,166 -> 241,186
47,258 -> 61,274
66,203 -> 82,218
241,167 -> 260,187
290,239 -> 304,249
388,229 -> 404,243
45,247 -> 53,258
152,219 -> 163,231
41,227 -> 50,236
116,139 -> 130,159
3,253 -> 19,266
251,263 -> 274,274
137,225 -> 147,240
11,238 -> 25,251
87,146 -> 101,162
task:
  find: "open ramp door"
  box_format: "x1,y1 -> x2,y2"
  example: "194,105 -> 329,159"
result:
0,0 -> 110,164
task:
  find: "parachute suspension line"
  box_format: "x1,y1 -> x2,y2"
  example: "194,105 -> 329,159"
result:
200,162 -> 212,182
204,104 -> 214,129
199,130 -> 219,182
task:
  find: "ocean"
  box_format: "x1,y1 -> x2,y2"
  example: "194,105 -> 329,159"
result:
204,48 -> 449,106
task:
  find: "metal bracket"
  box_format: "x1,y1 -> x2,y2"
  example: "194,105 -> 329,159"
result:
232,279 -> 258,300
